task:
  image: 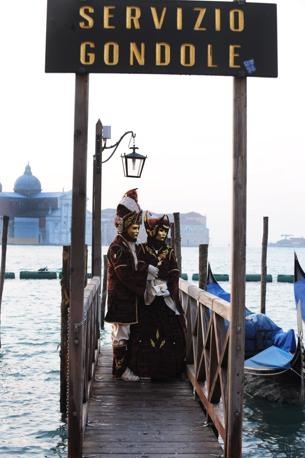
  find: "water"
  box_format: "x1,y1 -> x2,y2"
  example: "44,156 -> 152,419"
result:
0,245 -> 305,457
0,246 -> 66,457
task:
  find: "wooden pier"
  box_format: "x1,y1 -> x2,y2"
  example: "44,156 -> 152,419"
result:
83,345 -> 223,458
63,267 -> 238,457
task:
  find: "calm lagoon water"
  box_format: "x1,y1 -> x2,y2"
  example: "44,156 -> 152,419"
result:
0,245 -> 305,457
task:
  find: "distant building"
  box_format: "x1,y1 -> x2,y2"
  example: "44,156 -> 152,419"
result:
100,209 -> 209,247
0,165 -> 209,247
0,164 -> 92,245
180,211 -> 209,247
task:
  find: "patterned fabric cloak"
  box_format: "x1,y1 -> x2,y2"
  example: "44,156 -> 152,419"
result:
128,241 -> 186,379
105,234 -> 148,324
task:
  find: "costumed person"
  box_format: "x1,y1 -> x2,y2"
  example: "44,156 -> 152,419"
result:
128,212 -> 186,380
104,190 -> 159,381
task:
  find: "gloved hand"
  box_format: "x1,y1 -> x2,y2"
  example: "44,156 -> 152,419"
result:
160,289 -> 170,297
147,264 -> 159,280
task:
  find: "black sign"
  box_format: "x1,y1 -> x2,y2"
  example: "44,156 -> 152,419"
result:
45,0 -> 277,77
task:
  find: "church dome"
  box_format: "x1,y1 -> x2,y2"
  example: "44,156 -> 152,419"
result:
14,164 -> 42,196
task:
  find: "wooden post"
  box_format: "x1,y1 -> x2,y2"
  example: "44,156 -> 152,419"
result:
68,73 -> 89,458
260,216 -> 269,314
173,212 -> 182,272
225,75 -> 247,458
198,244 -> 208,290
60,246 -> 70,419
169,222 -> 175,248
100,254 -> 108,329
0,215 -> 9,348
92,120 -> 103,278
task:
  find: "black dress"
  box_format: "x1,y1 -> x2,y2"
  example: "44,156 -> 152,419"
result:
128,239 -> 186,379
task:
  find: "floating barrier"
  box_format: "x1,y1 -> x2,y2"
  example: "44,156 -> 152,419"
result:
192,273 -> 229,282
215,274 -> 229,282
11,271 -> 294,283
4,272 -> 15,279
277,274 -> 294,283
191,273 -> 272,282
246,274 -> 273,282
20,271 -> 57,280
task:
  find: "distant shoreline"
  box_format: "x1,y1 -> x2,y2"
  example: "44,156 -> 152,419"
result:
269,237 -> 305,248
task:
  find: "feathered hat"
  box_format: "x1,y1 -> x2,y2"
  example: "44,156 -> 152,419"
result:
144,211 -> 170,238
114,188 -> 142,233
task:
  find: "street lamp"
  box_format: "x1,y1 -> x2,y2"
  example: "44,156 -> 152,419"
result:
91,119 -> 148,285
101,125 -> 147,178
121,135 -> 147,179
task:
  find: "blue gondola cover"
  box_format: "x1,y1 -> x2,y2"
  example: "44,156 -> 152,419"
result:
245,314 -> 296,357
244,345 -> 294,370
207,264 -> 297,358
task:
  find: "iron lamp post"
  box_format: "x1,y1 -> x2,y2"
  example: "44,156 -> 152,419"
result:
91,119 -> 147,289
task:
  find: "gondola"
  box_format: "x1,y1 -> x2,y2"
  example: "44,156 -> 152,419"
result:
206,258 -> 305,403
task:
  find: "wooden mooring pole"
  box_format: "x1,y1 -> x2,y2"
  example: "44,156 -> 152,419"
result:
225,74 -> 247,457
60,245 -> 70,419
92,119 -> 103,278
0,215 -> 9,348
169,222 -> 175,249
68,73 -> 89,458
260,216 -> 269,314
91,120 -> 103,331
173,212 -> 182,273
198,244 -> 208,290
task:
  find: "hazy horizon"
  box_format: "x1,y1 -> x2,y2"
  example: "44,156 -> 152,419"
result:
1,0 -> 304,246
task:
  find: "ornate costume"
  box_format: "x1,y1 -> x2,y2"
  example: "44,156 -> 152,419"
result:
105,234 -> 147,324
105,189 -> 152,381
128,213 -> 186,379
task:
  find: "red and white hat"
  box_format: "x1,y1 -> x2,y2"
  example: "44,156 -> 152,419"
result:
144,211 -> 170,238
114,189 -> 142,233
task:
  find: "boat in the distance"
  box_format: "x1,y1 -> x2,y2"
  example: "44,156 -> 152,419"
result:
207,258 -> 305,403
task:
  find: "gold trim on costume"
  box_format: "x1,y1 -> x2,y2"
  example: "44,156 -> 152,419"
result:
168,268 -> 179,274
114,264 -> 128,270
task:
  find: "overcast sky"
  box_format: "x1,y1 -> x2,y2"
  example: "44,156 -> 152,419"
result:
1,0 -> 304,246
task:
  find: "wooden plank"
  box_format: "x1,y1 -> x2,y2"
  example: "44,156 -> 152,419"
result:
83,346 -> 223,457
83,454 -> 222,458
84,431 -> 217,441
83,442 -> 222,454
179,279 -> 230,321
89,399 -> 199,406
86,421 -> 209,430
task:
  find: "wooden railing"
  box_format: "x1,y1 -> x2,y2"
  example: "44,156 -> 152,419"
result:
81,276 -> 101,428
179,278 -> 231,442
65,275 -> 101,457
